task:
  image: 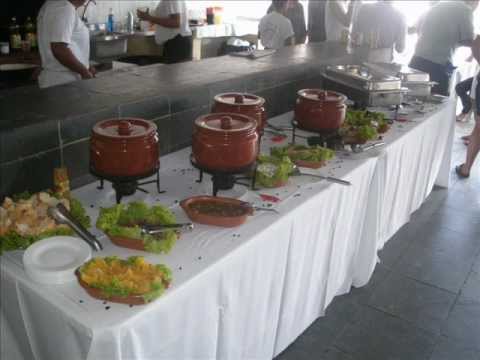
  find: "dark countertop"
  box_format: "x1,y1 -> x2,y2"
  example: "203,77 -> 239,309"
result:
1,43 -> 352,131
0,42 -> 368,196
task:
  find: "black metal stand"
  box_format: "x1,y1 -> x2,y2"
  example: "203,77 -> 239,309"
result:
291,120 -> 343,150
92,167 -> 164,204
190,155 -> 257,196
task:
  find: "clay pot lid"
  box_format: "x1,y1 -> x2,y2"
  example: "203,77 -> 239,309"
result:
195,113 -> 257,133
93,118 -> 157,139
214,93 -> 265,106
298,89 -> 347,102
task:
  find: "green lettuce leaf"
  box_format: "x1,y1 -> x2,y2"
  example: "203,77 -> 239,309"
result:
256,155 -> 294,188
96,202 -> 178,254
271,145 -> 334,162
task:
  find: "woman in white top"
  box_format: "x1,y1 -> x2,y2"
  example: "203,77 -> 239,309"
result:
259,0 -> 295,50
37,0 -> 94,89
324,0 -> 358,42
137,1 -> 192,64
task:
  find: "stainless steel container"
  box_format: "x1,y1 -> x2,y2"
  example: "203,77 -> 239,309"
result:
322,66 -> 407,107
324,65 -> 402,91
363,62 -> 435,98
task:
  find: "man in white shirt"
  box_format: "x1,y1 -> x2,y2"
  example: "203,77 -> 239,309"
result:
37,0 -> 93,89
325,0 -> 360,42
351,0 -> 407,61
137,0 -> 192,64
410,0 -> 478,96
259,0 -> 295,50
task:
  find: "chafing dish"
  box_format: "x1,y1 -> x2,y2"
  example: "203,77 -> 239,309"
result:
324,65 -> 402,91
363,62 -> 436,97
322,65 -> 407,107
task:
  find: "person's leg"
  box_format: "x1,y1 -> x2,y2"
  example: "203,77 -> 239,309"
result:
455,77 -> 473,121
459,119 -> 480,176
163,35 -> 191,64
458,83 -> 480,176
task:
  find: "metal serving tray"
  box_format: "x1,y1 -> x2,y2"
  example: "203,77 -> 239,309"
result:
325,65 -> 402,91
363,62 -> 430,83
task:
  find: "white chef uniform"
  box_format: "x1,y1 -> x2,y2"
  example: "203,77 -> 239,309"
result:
37,0 -> 90,88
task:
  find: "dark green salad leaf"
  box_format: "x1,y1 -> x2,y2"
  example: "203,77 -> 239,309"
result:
96,202 -> 178,254
256,155 -> 294,188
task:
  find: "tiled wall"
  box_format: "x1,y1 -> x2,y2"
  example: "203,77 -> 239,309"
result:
0,63 -> 324,197
82,1 -> 159,25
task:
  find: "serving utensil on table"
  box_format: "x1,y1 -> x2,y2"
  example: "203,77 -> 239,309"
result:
141,223 -> 194,235
351,141 -> 385,153
291,166 -> 351,186
48,204 -> 103,252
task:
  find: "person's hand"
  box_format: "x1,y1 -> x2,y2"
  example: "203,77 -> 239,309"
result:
89,66 -> 97,77
80,69 -> 94,79
137,9 -> 150,21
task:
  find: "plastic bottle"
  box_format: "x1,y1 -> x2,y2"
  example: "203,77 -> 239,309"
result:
9,17 -> 22,53
107,8 -> 114,33
24,17 -> 37,49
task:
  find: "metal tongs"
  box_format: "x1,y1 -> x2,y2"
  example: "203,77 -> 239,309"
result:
140,223 -> 194,236
48,204 -> 103,252
291,166 -> 351,186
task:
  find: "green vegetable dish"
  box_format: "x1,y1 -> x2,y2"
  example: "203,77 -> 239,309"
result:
271,145 -> 335,163
96,202 -> 178,254
0,192 -> 90,255
341,110 -> 389,143
256,155 -> 294,188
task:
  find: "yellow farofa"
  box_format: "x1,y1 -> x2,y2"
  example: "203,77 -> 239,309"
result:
80,257 -> 163,295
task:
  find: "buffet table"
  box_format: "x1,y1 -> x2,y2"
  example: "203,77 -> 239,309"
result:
1,99 -> 456,360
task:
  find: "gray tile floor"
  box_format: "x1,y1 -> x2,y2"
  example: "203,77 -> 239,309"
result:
276,121 -> 480,360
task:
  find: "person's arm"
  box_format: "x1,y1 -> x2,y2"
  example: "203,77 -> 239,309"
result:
51,43 -> 92,79
297,4 -> 307,44
137,10 -> 180,28
329,0 -> 354,27
395,16 -> 407,53
284,36 -> 295,47
458,10 -> 475,47
471,35 -> 480,64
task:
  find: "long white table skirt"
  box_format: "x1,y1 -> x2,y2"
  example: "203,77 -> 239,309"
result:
1,100 -> 456,360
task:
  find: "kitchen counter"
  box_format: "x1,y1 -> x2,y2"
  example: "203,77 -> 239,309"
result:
0,42 -> 381,197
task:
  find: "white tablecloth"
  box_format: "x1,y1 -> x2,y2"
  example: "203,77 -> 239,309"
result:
1,99 -> 456,360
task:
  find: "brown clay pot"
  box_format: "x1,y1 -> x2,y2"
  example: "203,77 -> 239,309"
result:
212,93 -> 266,133
90,118 -> 159,178
295,89 -> 347,132
192,113 -> 259,172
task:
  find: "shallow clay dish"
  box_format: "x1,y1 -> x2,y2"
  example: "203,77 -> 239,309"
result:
108,235 -> 146,251
180,196 -> 254,227
294,159 -> 326,169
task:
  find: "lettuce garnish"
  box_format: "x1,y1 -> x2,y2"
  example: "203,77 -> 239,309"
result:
96,202 -> 178,254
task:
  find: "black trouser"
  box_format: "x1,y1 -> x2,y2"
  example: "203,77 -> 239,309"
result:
163,34 -> 192,64
409,56 -> 453,96
456,77 -> 474,114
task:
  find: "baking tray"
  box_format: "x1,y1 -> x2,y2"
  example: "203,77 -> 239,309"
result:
325,65 -> 402,91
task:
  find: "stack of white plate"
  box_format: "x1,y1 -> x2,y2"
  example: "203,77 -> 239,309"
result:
23,236 -> 92,285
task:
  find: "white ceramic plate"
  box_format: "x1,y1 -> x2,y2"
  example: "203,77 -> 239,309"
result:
23,236 -> 92,285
